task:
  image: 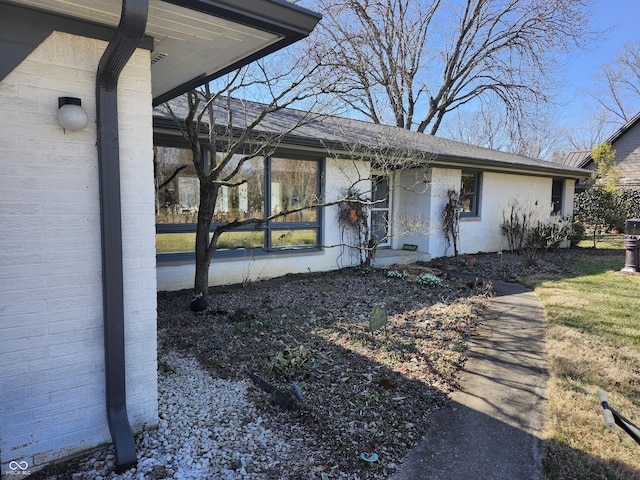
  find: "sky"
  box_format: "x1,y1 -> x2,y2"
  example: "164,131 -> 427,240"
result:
557,0 -> 640,127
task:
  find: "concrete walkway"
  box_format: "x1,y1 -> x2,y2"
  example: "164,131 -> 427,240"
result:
391,280 -> 548,480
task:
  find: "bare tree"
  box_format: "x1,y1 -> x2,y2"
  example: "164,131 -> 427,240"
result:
566,109 -> 613,151
307,0 -> 594,135
444,103 -> 564,160
589,39 -> 640,126
162,63 -> 431,310
444,105 -> 509,151
163,61 -> 341,310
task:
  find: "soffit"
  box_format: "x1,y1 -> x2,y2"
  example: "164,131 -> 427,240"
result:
8,0 -> 312,103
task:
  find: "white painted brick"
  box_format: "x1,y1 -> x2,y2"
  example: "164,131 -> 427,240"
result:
1,32 -> 157,469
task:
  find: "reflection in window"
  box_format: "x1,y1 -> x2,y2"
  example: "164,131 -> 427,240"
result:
270,157 -> 318,222
371,175 -> 390,244
551,179 -> 564,215
271,229 -> 318,248
214,154 -> 265,222
154,149 -> 321,256
154,147 -> 199,224
460,171 -> 481,217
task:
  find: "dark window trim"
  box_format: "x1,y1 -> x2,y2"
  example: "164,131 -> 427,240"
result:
155,146 -> 325,259
551,178 -> 565,215
460,170 -> 482,218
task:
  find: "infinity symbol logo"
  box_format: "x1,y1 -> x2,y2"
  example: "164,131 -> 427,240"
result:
9,460 -> 29,471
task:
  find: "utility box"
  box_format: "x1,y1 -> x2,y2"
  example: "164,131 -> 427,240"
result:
626,219 -> 640,235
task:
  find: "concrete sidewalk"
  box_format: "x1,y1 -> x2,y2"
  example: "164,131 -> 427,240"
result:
391,280 -> 548,480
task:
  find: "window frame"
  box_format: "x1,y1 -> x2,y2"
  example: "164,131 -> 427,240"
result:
551,178 -> 564,215
460,170 -> 482,218
154,141 -> 324,261
370,173 -> 392,247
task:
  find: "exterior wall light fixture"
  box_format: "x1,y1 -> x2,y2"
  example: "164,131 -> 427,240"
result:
57,97 -> 89,132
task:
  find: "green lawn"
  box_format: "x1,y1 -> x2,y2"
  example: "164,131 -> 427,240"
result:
520,243 -> 640,479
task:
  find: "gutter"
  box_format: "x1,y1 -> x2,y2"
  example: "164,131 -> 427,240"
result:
96,0 -> 149,472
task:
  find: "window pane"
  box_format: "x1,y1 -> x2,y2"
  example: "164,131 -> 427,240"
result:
371,210 -> 389,242
372,175 -> 389,208
460,172 -> 478,215
271,229 -> 318,247
270,158 -> 318,222
156,231 -> 265,253
154,147 -> 199,224
156,232 -> 196,254
213,154 -> 264,222
216,231 -> 264,250
551,179 -> 564,214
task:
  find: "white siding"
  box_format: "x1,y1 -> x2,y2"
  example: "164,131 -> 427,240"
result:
0,31 -> 157,471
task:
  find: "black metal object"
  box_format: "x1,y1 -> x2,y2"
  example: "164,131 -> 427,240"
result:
622,219 -> 640,273
599,389 -> 640,446
96,0 -> 148,473
626,219 -> 640,235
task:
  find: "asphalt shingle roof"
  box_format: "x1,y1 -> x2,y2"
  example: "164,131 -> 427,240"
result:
154,95 -> 589,179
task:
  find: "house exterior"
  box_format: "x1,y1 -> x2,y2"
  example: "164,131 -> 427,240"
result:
565,111 -> 640,187
0,0 -> 319,474
153,96 -> 589,291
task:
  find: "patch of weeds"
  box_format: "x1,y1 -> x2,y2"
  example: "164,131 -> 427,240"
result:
416,273 -> 445,287
265,345 -> 315,379
356,390 -> 380,414
386,269 -> 408,279
234,314 -> 276,336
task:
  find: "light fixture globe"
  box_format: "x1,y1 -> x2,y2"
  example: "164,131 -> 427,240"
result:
57,97 -> 89,131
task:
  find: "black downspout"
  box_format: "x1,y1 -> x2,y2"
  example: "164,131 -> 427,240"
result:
96,0 -> 148,473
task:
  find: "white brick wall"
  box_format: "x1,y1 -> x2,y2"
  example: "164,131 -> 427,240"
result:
0,31 -> 157,471
427,169 -> 567,257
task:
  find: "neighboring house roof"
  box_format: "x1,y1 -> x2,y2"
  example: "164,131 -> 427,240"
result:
564,111 -> 640,186
154,95 -> 590,180
563,150 -> 592,169
1,0 -> 321,105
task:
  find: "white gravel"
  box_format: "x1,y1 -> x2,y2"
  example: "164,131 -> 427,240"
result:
62,352 -> 295,480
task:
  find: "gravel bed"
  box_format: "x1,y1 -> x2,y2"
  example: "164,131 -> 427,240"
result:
34,351 -> 305,480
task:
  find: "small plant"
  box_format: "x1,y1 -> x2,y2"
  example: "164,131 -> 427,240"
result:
386,269 -> 408,279
233,314 -> 276,335
466,257 -> 480,267
416,273 -> 444,287
266,345 -> 314,379
356,390 -> 380,415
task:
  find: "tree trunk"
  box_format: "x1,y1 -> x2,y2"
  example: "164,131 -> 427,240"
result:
191,182 -> 218,310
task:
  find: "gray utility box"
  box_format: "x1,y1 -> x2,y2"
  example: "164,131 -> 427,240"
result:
626,219 -> 640,236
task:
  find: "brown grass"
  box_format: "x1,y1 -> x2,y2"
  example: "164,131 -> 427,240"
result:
523,252 -> 640,480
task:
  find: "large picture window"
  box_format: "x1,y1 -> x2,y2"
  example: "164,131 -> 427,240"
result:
154,146 -> 322,257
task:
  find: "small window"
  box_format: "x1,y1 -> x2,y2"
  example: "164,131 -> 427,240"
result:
371,174 -> 390,245
460,171 -> 481,217
551,179 -> 564,215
